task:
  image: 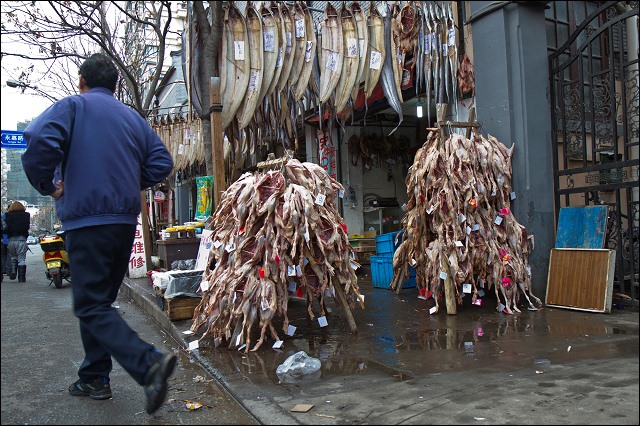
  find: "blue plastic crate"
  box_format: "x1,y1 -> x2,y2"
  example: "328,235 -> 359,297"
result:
370,254 -> 416,289
375,231 -> 405,254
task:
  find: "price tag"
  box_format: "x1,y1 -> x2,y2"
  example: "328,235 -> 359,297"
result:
463,283 -> 472,293
288,265 -> 296,276
401,203 -> 407,211
427,205 -> 434,214
296,265 -> 302,277
272,340 -> 284,349
188,340 -> 199,351
459,213 -> 466,223
178,144 -> 184,155
338,189 -> 345,198
440,271 -> 448,280
264,31 -> 275,52
455,240 -> 463,247
295,19 -> 305,38
200,280 -> 209,292
347,38 -> 358,57
478,289 -> 485,297
315,193 -> 326,206
286,325 -> 297,336
424,34 -> 431,53
478,279 -> 485,288
234,40 -> 245,60
305,41 -> 313,62
429,306 -> 437,314
276,47 -> 284,67
359,39 -> 365,57
182,330 -> 194,335
466,226 -> 472,235
411,258 -> 417,266
237,343 -> 246,352
510,191 -> 517,200
359,294 -> 365,303
225,241 -> 236,252
286,32 -> 292,47
318,316 -> 328,327
326,51 -> 339,72
448,29 -> 456,46
288,281 -> 297,292
248,71 -> 260,92
304,229 -> 310,242
494,216 -> 503,225
472,224 -> 480,231
369,50 -> 382,69
498,303 -> 506,312
350,260 -> 359,270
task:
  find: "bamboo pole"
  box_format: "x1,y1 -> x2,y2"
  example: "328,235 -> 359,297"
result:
210,77 -> 225,210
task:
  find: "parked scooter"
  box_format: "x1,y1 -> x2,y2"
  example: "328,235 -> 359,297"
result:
40,231 -> 71,288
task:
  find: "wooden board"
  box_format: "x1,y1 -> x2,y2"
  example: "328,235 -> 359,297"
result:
165,296 -> 201,321
546,248 -> 615,313
555,206 -> 608,249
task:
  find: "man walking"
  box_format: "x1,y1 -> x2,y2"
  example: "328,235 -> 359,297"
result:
22,53 -> 176,415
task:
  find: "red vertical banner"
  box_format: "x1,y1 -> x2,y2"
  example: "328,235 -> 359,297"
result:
318,130 -> 337,181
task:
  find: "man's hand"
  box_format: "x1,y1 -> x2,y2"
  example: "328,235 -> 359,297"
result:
50,181 -> 64,200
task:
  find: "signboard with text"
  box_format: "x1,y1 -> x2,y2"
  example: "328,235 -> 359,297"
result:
128,214 -> 148,278
1,130 -> 26,149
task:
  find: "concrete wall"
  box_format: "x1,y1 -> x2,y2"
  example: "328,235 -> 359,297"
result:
470,1 -> 556,295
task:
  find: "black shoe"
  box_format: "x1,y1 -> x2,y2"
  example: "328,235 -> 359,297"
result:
69,378 -> 112,400
143,351 -> 177,414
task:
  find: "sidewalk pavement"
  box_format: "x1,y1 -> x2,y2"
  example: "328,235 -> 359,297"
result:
121,269 -> 639,425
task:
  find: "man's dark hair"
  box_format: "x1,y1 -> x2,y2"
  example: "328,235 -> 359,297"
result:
79,53 -> 119,92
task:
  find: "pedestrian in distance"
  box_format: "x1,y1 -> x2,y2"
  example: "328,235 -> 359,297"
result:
4,201 -> 31,282
1,206 -> 10,282
21,53 -> 176,415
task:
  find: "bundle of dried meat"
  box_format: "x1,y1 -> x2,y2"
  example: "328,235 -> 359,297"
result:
391,131 -> 543,314
190,159 -> 363,352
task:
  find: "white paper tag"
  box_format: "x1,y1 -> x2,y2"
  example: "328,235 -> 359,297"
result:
440,271 -> 448,280
261,299 -> 269,311
401,203 -> 407,211
442,43 -> 447,56
213,240 -> 222,249
326,51 -> 339,72
429,306 -> 437,314
479,279 -> 485,288
347,38 -> 358,57
225,241 -> 236,252
498,303 -> 505,312
264,31 -> 275,52
286,32 -> 292,47
315,193 -> 326,206
427,205 -> 434,214
494,216 -> 503,225
478,289 -> 485,297
288,281 -> 297,292
234,40 -> 245,60
359,39 -> 365,57
459,213 -> 466,223
448,29 -> 456,46
214,337 -> 221,347
466,226 -> 472,235
305,41 -> 313,62
472,224 -> 480,231
188,340 -> 199,351
338,189 -> 345,198
418,295 -> 427,300
463,283 -> 472,293
317,316 -> 328,327
272,340 -> 284,349
350,260 -> 359,270
182,330 -> 194,335
455,240 -> 463,247
324,288 -> 331,297
295,19 -> 305,38
359,294 -> 365,303
304,229 -> 310,242
248,71 -> 260,92
303,257 -> 309,266
411,258 -> 417,266
276,47 -> 284,67
510,191 -> 516,200
296,265 -> 302,277
178,143 -> 184,155
286,325 -> 297,336
237,343 -> 246,351
288,265 -> 296,277
200,280 -> 209,292
369,50 -> 382,69
431,32 -> 438,52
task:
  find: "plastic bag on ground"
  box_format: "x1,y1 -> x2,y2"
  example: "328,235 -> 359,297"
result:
276,351 -> 322,383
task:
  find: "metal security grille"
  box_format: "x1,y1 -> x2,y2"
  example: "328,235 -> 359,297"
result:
549,1 -> 639,304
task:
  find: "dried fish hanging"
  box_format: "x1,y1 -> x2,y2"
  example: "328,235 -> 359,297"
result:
190,157 -> 364,352
390,126 -> 543,315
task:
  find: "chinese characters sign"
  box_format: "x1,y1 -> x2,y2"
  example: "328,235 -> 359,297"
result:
1,130 -> 26,149
318,130 -> 336,181
128,214 -> 148,278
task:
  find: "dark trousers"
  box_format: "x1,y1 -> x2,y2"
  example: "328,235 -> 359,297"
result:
66,224 -> 153,385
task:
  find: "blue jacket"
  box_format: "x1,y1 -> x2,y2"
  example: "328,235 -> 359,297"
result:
21,88 -> 173,231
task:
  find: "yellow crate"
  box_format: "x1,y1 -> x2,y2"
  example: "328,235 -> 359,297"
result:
166,296 -> 201,321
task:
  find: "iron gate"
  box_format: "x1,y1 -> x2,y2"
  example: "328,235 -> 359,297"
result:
549,1 -> 639,304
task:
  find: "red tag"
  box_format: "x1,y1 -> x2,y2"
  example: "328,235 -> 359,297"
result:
427,291 -> 433,299
469,198 -> 477,207
259,267 -> 265,278
275,254 -> 280,265
341,223 -> 347,233
500,207 -> 510,216
239,226 -> 245,234
296,287 -> 304,298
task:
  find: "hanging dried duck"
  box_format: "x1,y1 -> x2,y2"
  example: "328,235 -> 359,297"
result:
334,3 -> 360,113
363,2 -> 385,101
221,2 -> 249,130
236,4 -> 264,130
293,2 -> 316,101
318,2 -> 343,104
